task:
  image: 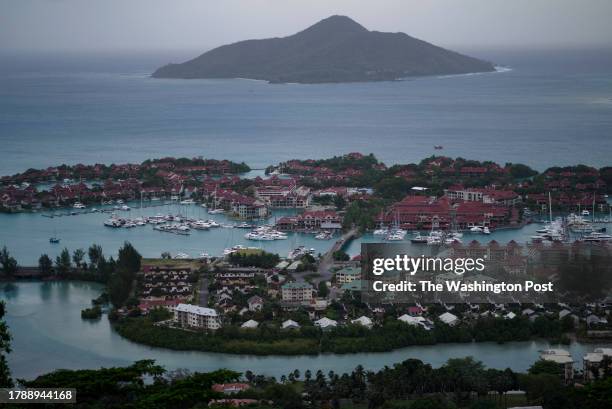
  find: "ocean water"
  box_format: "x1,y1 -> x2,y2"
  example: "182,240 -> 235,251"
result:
0,49 -> 611,176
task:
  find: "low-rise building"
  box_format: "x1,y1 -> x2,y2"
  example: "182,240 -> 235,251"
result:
335,266 -> 361,284
241,319 -> 259,329
281,319 -> 300,330
247,295 -> 264,311
281,282 -> 314,303
174,303 -> 221,331
351,316 -> 373,329
315,317 -> 338,330
583,348 -> 612,381
439,312 -> 459,326
540,349 -> 574,382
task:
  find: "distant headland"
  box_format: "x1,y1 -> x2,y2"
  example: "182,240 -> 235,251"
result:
152,15 -> 496,84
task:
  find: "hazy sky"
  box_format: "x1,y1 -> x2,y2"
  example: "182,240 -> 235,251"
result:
2,0 -> 612,53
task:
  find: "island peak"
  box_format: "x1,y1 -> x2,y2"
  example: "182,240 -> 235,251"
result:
152,15 -> 496,83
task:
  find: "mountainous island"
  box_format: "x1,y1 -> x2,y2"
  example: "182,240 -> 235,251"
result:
152,15 -> 496,83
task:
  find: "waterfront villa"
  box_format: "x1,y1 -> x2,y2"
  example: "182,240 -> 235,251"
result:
276,210 -> 343,231
281,319 -> 300,330
539,349 -> 574,383
174,303 -> 221,331
438,312 -> 459,326
583,348 -> 612,381
351,316 -> 374,329
315,317 -> 338,330
241,319 -> 259,329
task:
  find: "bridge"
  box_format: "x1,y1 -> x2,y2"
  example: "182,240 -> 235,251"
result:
317,227 -> 359,280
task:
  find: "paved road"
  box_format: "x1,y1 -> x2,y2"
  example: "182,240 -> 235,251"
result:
317,227 -> 359,281
198,276 -> 209,307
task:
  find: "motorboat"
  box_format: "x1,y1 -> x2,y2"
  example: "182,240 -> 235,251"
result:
410,233 -> 428,244
470,226 -> 483,233
315,231 -> 333,240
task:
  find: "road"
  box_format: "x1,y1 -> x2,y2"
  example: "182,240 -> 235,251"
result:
317,227 -> 359,281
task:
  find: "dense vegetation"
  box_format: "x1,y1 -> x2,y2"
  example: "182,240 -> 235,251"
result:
227,250 -> 280,269
114,313 -> 573,355
6,356 -> 612,409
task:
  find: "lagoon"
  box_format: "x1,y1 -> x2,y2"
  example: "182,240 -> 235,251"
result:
2,281 -> 609,380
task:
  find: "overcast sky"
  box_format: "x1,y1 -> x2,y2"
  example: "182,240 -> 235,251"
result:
2,0 -> 611,53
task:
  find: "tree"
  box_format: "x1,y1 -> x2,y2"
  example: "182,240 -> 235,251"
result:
108,273 -> 131,308
38,254 -> 53,276
72,248 -> 86,269
117,242 -> 141,273
333,250 -> 350,261
0,301 -> 13,387
528,359 -> 562,376
88,244 -> 103,269
55,248 -> 71,276
318,281 -> 329,298
0,246 -> 18,277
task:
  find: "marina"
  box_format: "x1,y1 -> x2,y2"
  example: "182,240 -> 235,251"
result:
2,196 -> 612,265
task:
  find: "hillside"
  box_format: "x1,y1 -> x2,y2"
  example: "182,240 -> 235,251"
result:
152,15 -> 495,83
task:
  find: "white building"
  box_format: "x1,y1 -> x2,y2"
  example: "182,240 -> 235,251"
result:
583,348 -> 612,381
439,312 -> 459,326
351,316 -> 373,329
241,319 -> 259,329
540,349 -> 574,382
174,303 -> 221,331
315,317 -> 338,330
282,319 -> 300,330
398,314 -> 432,331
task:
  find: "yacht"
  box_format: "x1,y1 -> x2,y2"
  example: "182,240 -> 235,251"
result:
223,245 -> 246,256
174,252 -> 191,259
470,226 -> 483,233
582,232 -> 612,242
190,220 -> 211,230
104,218 -> 122,228
410,233 -> 428,244
373,227 -> 389,235
73,202 -> 86,209
206,219 -> 220,228
208,208 -> 225,215
315,231 -> 333,240
288,246 -> 314,260
180,199 -> 195,205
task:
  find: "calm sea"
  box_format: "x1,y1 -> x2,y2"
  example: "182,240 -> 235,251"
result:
1,49 -> 611,175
